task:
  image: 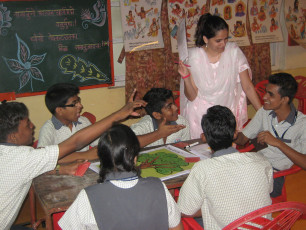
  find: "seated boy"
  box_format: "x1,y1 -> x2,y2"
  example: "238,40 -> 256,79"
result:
38,83 -> 98,164
0,93 -> 145,230
131,88 -> 190,147
235,73 -> 306,196
178,105 -> 273,229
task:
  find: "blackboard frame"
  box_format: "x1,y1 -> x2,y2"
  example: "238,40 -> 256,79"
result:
0,0 -> 114,100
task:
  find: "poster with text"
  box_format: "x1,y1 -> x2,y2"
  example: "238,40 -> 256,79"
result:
210,0 -> 250,46
249,0 -> 284,44
285,0 -> 305,49
120,0 -> 164,52
168,0 -> 208,53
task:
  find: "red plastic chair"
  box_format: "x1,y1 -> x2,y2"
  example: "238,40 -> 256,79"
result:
237,143 -> 255,153
82,111 -> 96,124
237,144 -> 302,204
223,201 -> 306,230
295,76 -> 306,114
181,217 -> 203,230
255,80 -> 269,105
272,165 -> 302,204
173,91 -> 180,114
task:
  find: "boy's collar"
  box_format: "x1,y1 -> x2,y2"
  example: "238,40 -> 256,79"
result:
269,103 -> 297,125
151,117 -> 177,131
0,142 -> 18,146
212,146 -> 237,158
51,115 -> 82,130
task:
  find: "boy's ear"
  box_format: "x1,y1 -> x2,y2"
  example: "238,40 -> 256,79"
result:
152,111 -> 163,120
200,133 -> 206,143
281,96 -> 290,105
55,107 -> 63,115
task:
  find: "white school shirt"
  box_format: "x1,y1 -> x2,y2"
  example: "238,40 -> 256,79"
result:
0,144 -> 58,230
242,105 -> 306,170
38,115 -> 99,150
178,151 -> 273,230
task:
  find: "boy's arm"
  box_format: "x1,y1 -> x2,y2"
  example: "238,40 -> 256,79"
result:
58,90 -> 146,159
234,132 -> 250,146
58,147 -> 98,164
136,118 -> 186,148
257,131 -> 306,170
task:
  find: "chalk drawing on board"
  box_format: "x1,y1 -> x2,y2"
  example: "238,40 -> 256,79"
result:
81,0 -> 107,29
59,54 -> 109,82
2,34 -> 46,91
0,3 -> 12,36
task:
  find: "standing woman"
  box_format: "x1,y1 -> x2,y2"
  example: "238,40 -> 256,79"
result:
179,13 -> 261,139
59,124 -> 183,230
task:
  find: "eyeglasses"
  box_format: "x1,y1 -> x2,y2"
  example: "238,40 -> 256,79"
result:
61,98 -> 81,108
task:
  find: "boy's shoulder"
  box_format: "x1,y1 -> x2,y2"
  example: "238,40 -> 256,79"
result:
193,151 -> 269,171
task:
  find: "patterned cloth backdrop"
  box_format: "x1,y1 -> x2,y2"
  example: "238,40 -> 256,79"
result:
125,0 -> 271,103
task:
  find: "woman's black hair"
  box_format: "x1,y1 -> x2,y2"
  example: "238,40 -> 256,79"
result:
195,13 -> 229,47
97,124 -> 140,183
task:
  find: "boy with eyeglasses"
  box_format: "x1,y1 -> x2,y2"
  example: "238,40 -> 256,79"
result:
38,83 -> 98,173
131,88 -> 190,147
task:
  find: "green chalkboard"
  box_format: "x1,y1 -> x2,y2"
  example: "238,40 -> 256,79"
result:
0,0 -> 113,96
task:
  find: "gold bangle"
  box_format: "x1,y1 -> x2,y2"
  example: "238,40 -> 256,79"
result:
55,164 -> 60,175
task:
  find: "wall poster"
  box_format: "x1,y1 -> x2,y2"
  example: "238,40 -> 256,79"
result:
168,0 -> 208,53
210,0 -> 250,46
248,0 -> 284,44
285,0 -> 305,48
120,0 -> 164,52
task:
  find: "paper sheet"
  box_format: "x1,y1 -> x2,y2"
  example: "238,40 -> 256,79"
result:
188,143 -> 212,160
177,18 -> 188,62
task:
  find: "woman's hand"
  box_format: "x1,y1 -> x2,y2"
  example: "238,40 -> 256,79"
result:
178,61 -> 198,101
178,61 -> 189,77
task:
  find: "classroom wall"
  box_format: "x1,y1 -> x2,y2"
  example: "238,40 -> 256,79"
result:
10,1 -> 306,140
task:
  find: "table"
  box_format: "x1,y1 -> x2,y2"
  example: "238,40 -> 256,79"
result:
31,140 -> 201,229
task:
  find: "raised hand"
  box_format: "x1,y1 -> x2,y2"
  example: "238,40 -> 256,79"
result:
116,89 -> 147,120
178,60 -> 189,78
157,118 -> 186,138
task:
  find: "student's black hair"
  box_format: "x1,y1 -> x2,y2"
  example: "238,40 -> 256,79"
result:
97,124 -> 140,183
0,101 -> 29,143
143,88 -> 174,117
45,83 -> 80,114
195,13 -> 229,47
201,105 -> 236,152
268,73 -> 298,104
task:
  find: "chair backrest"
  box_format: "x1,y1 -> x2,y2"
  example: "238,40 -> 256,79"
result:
294,76 -> 306,114
272,165 -> 302,204
173,90 -> 180,114
223,202 -> 306,230
181,217 -> 203,230
237,144 -> 255,153
82,111 -> 96,124
255,80 -> 269,105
